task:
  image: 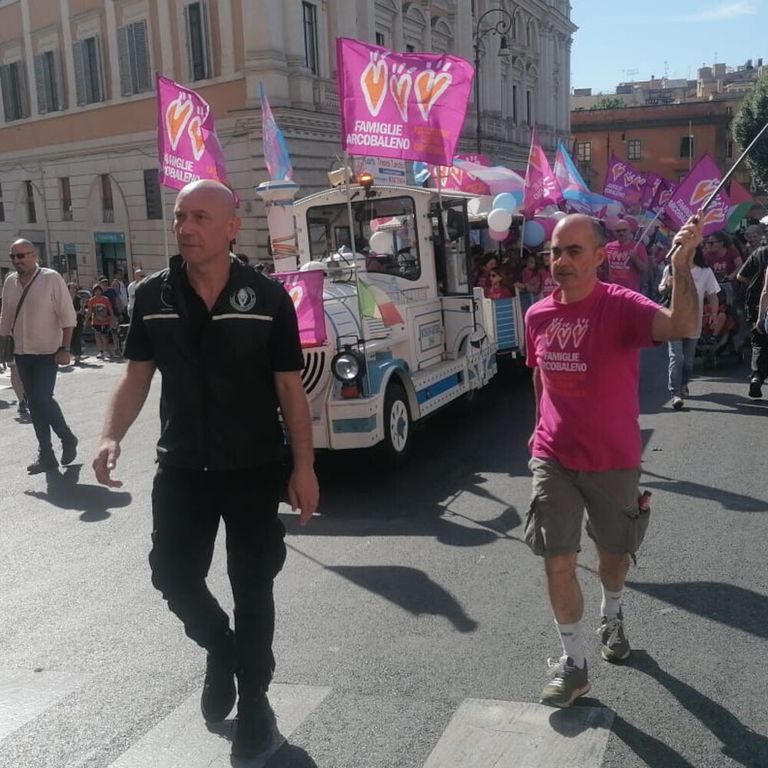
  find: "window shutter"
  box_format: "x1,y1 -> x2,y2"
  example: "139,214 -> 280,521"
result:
34,53 -> 47,114
73,40 -> 86,105
18,61 -> 29,118
117,25 -> 133,96
201,0 -> 211,79
54,49 -> 65,109
92,36 -> 104,102
133,20 -> 151,92
0,64 -> 11,120
183,3 -> 193,80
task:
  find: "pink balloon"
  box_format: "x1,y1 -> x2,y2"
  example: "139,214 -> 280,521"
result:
488,227 -> 508,242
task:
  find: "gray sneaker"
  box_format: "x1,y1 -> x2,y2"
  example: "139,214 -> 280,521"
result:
540,656 -> 590,708
598,614 -> 630,662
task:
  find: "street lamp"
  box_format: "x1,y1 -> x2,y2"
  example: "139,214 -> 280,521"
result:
473,6 -> 513,156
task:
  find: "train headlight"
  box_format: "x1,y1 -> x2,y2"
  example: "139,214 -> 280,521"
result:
331,349 -> 364,382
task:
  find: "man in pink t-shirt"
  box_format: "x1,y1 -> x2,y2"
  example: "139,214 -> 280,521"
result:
524,213 -> 702,708
604,222 -> 648,294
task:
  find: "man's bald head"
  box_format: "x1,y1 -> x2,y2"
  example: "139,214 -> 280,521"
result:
10,238 -> 35,253
176,179 -> 237,215
552,214 -> 606,249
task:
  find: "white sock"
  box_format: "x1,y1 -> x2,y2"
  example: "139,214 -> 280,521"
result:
554,620 -> 586,668
600,586 -> 623,620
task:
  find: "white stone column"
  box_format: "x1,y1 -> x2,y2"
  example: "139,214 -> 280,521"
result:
105,0 -> 121,99
218,0 -> 235,77
58,0 -> 77,109
20,0 -> 37,113
243,2 -> 287,104
156,0 -> 174,78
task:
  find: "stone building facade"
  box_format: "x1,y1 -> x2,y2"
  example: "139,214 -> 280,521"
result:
0,0 -> 575,283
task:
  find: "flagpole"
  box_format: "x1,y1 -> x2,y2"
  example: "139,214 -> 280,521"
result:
342,151 -> 366,336
162,184 -> 171,266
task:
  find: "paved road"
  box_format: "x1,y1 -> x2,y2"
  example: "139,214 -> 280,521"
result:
0,346 -> 766,768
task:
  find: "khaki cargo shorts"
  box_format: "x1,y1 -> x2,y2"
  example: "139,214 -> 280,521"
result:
524,457 -> 649,557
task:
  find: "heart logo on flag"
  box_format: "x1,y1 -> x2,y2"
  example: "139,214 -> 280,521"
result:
700,206 -> 726,229
389,66 -> 413,121
288,284 -> 304,309
166,98 -> 193,151
611,163 -> 625,182
187,116 -> 206,161
414,68 -> 452,121
360,56 -> 388,117
690,179 -> 719,208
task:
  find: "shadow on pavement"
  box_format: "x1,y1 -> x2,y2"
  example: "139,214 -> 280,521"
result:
640,469 -> 768,512
627,580 -> 768,640
24,464 -> 132,521
264,743 -> 319,767
629,650 -> 768,768
326,564 -> 478,632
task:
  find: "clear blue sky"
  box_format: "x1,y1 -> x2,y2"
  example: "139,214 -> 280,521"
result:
570,1 -> 768,93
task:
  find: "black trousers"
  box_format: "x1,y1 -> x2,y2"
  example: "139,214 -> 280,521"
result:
149,463 -> 286,693
14,354 -> 75,453
750,326 -> 768,383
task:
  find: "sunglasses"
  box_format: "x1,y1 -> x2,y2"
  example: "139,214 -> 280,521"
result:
10,251 -> 34,260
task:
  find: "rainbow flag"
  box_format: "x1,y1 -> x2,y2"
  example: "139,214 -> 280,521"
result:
259,82 -> 293,181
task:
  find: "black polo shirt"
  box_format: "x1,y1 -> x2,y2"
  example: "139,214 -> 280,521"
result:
125,255 -> 304,470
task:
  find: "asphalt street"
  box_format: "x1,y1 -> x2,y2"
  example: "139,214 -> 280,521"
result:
0,344 -> 766,768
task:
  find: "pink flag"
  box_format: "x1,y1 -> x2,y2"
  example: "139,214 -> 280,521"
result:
649,178 -> 677,214
602,155 -> 649,212
273,270 -> 327,348
337,37 -> 474,166
640,171 -> 666,211
156,75 -> 234,194
430,154 -> 491,194
522,127 -> 562,217
663,155 -> 730,235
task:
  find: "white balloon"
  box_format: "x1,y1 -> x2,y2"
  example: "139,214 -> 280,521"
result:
369,230 -> 393,255
487,207 -> 513,232
468,197 -> 484,216
552,210 -> 568,220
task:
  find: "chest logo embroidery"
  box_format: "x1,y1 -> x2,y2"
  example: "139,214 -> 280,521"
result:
230,286 -> 257,312
545,318 -> 589,349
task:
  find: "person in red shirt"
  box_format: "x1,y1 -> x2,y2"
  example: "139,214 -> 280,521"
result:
484,269 -> 512,299
702,230 -> 742,285
84,284 -> 116,359
603,222 -> 649,294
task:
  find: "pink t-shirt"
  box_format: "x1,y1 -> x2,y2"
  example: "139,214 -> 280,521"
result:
525,281 -> 660,472
604,240 -> 648,293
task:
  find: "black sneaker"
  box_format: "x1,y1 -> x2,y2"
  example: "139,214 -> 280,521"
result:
598,614 -> 631,662
200,651 -> 236,723
540,656 -> 590,708
61,436 -> 78,466
27,451 -> 59,474
231,693 -> 277,759
18,399 -> 29,416
748,379 -> 763,399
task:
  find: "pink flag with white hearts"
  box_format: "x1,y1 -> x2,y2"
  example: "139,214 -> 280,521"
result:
337,37 -> 474,165
156,75 -> 234,195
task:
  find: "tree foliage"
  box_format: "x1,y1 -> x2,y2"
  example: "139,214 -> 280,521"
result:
592,96 -> 626,111
732,73 -> 768,191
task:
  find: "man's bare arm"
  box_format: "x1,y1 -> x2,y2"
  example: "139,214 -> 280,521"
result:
93,360 -> 156,487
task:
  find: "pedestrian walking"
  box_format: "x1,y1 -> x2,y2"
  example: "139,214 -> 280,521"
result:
658,248 -> 720,409
0,240 -> 78,473
736,242 -> 768,398
92,179 -> 318,758
126,268 -> 146,318
523,213 -> 701,708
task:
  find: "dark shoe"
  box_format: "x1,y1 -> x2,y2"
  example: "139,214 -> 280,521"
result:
748,378 -> 763,399
671,396 -> 684,410
598,613 -> 631,662
27,451 -> 59,474
18,399 -> 29,416
200,651 -> 236,723
61,436 -> 78,466
540,656 -> 590,708
231,693 -> 277,759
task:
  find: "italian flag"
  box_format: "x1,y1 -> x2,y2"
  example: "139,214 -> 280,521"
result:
357,278 -> 404,326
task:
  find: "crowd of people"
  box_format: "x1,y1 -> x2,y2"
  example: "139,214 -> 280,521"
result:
472,214 -> 768,405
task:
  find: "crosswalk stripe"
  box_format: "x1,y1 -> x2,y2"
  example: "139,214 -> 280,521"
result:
0,670 -> 90,740
108,683 -> 331,768
422,699 -> 614,768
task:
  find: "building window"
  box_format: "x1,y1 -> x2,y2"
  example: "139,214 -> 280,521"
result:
302,2 -> 318,75
512,84 -> 518,123
34,51 -> 62,113
60,177 -> 72,221
627,139 -> 641,161
24,180 -> 36,223
73,36 -> 104,104
117,20 -> 152,95
375,32 -> 386,47
526,90 -> 532,125
101,174 -> 114,223
406,44 -> 415,52
185,1 -> 211,81
727,141 -> 734,159
680,135 -> 694,158
0,61 -> 30,121
144,169 -> 163,219
576,141 -> 592,163
0,182 -> 4,222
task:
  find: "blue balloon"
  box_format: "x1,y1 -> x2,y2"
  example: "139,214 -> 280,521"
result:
522,220 -> 546,248
492,192 -> 519,213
